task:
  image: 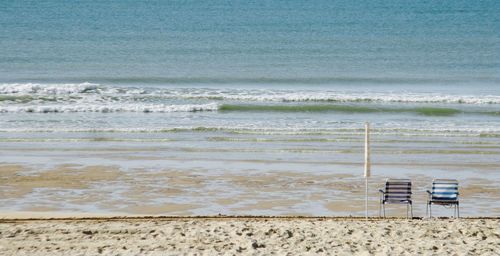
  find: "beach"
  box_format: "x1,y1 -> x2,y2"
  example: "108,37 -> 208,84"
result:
1,1 -> 499,254
0,216 -> 498,255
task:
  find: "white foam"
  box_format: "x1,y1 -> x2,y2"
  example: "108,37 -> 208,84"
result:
0,82 -> 101,95
175,90 -> 500,104
0,83 -> 499,104
0,103 -> 219,113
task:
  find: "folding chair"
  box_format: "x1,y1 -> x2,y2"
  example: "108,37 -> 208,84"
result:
426,179 -> 459,218
379,179 -> 413,218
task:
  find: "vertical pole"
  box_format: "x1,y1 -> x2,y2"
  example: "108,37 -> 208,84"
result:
364,122 -> 370,220
365,177 -> 368,220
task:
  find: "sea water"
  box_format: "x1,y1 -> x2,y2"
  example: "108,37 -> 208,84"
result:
0,0 -> 498,216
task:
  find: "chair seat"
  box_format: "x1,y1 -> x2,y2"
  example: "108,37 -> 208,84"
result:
429,200 -> 458,205
383,199 -> 412,204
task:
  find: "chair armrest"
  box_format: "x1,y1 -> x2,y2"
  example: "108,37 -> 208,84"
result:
426,190 -> 432,200
378,189 -> 385,201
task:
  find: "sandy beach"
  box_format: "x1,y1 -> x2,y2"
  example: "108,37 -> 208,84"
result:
0,216 -> 498,255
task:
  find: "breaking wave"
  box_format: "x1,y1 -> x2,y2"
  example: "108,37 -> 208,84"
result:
1,83 -> 499,105
0,103 -> 218,113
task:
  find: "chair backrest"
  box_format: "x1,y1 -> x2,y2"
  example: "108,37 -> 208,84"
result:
432,179 -> 458,201
384,179 -> 412,202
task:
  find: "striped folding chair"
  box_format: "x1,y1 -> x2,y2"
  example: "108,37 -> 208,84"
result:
379,179 -> 413,218
426,179 -> 459,218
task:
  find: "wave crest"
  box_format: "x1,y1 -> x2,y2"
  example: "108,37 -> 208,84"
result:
0,82 -> 101,95
0,103 -> 218,113
1,83 -> 499,105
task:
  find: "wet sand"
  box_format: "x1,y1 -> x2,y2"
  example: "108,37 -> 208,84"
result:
1,164 -> 499,216
0,217 -> 498,255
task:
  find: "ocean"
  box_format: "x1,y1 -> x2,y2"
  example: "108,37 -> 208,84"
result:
0,0 -> 498,216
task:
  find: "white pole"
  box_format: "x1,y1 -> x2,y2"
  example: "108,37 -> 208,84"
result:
365,177 -> 368,220
364,122 -> 371,220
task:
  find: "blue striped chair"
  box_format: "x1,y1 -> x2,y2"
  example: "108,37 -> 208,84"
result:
378,179 -> 413,218
426,179 -> 459,218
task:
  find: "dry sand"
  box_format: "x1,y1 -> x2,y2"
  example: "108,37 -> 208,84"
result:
0,217 -> 498,255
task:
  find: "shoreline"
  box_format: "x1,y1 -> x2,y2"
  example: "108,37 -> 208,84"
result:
1,211 -> 500,221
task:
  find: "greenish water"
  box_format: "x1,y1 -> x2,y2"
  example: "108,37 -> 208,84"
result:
219,104 -> 490,116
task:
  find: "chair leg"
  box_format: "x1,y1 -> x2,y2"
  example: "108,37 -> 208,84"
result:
410,204 -> 413,219
383,203 -> 386,218
379,201 -> 381,217
426,202 -> 428,218
406,204 -> 409,219
457,203 -> 460,218
429,203 -> 432,218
